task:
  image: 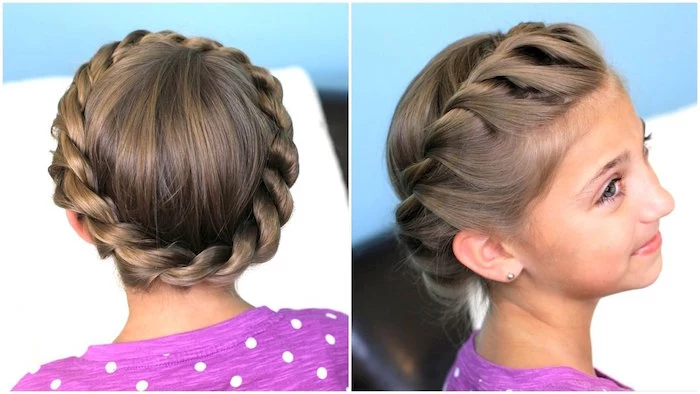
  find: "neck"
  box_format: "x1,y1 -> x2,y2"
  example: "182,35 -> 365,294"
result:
476,284 -> 599,376
114,281 -> 255,343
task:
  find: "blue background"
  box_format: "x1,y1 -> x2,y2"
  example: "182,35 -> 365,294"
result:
3,3 -> 348,92
351,3 -> 698,245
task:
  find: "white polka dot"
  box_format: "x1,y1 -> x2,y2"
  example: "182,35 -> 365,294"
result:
245,337 -> 257,349
230,375 -> 242,388
478,379 -> 483,383
163,353 -> 170,357
290,318 -> 302,329
282,351 -> 294,363
194,361 -> 206,372
325,312 -> 337,319
325,334 -> 336,345
50,379 -> 61,390
136,380 -> 148,391
317,367 -> 328,379
453,367 -> 460,377
105,361 -> 117,374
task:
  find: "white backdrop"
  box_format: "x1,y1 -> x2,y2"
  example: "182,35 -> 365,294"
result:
0,68 -> 350,390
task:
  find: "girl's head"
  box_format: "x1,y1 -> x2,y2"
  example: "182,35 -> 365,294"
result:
49,30 -> 299,291
386,22 -> 674,321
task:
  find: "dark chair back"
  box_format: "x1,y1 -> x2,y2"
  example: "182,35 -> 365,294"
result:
352,231 -> 471,390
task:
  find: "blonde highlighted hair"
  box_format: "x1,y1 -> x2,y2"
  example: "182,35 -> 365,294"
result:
386,22 -> 617,322
49,30 -> 298,290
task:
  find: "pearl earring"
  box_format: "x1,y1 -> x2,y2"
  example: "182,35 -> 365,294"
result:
507,272 -> 515,280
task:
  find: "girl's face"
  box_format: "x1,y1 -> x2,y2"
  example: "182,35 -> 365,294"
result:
515,83 -> 675,299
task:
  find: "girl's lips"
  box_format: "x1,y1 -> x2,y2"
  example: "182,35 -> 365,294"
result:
632,231 -> 662,256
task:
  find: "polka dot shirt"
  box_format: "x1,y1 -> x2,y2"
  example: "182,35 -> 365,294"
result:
12,307 -> 348,391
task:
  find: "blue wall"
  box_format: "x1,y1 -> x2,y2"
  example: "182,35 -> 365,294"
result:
3,3 -> 348,92
352,3 -> 697,245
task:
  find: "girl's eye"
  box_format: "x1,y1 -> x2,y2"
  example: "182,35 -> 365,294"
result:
596,177 -> 624,206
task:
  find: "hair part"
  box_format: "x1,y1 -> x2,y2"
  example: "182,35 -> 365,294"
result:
386,22 -> 618,324
49,30 -> 299,291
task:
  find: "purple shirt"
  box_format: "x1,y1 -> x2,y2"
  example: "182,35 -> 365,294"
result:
443,330 -> 632,391
13,306 -> 348,391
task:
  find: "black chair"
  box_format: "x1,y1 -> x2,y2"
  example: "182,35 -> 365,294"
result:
352,230 -> 471,390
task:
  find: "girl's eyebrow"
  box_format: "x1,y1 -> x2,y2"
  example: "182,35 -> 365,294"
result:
576,117 -> 645,198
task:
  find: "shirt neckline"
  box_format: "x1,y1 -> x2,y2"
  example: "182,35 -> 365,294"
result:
464,329 -> 632,390
82,305 -> 277,361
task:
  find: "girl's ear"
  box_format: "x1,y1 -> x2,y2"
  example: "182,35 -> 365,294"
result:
452,230 -> 523,282
66,210 -> 94,244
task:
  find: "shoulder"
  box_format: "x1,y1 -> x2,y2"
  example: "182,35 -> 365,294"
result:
270,307 -> 348,349
261,307 -> 348,390
276,307 -> 348,327
12,357 -> 81,391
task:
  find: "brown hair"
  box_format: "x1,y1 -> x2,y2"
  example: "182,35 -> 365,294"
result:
48,30 -> 299,291
386,22 -> 616,322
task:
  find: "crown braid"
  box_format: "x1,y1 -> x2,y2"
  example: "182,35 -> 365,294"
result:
387,22 -> 612,320
49,30 -> 298,289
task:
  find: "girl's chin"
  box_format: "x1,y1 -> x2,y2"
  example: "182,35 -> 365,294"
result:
627,253 -> 664,291
600,254 -> 663,297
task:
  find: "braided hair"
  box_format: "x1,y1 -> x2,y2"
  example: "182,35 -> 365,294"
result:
386,22 -> 616,322
49,30 -> 298,290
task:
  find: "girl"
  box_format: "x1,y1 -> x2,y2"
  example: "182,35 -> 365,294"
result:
13,30 -> 348,391
386,22 -> 674,391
